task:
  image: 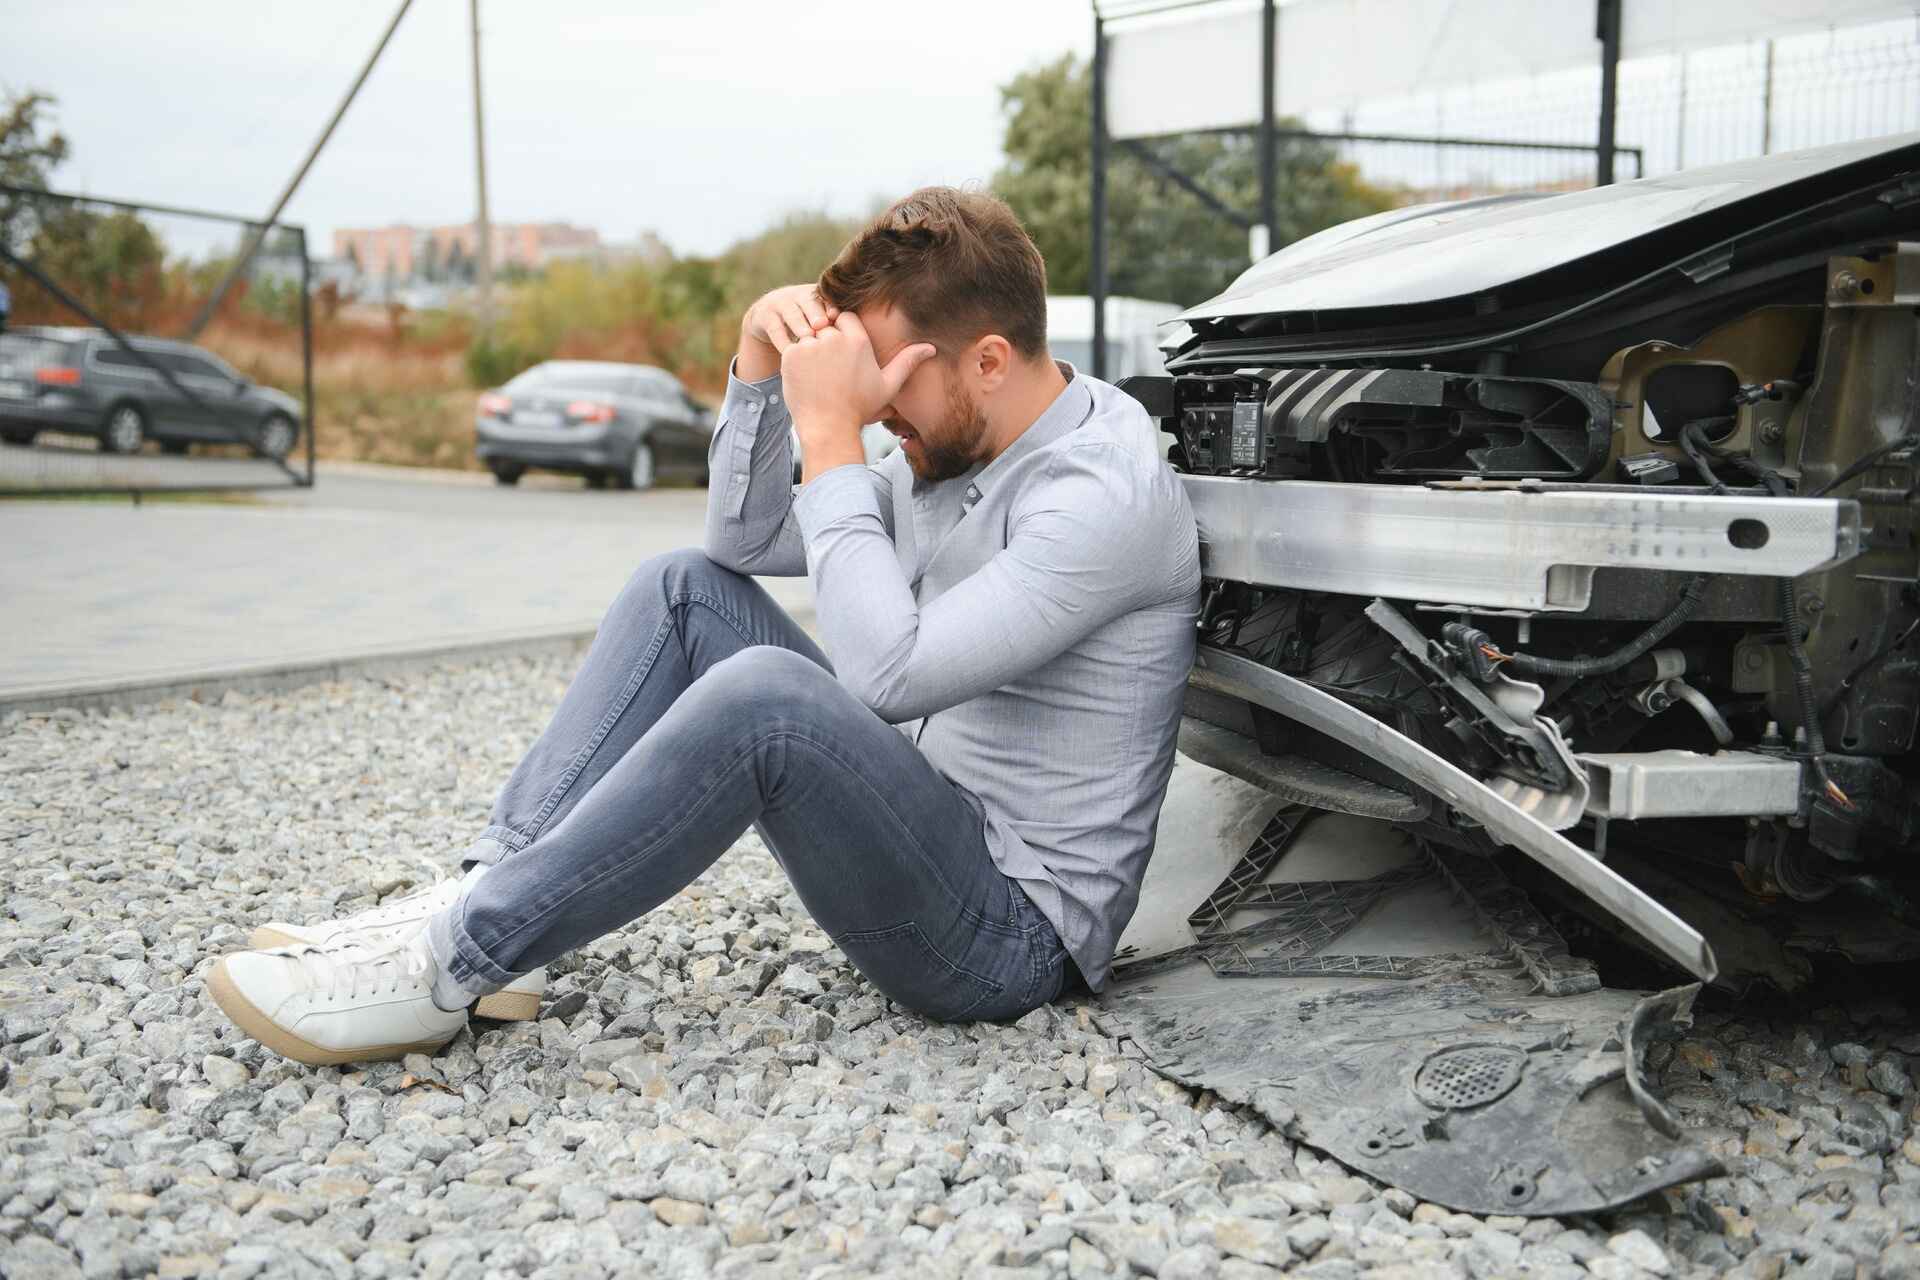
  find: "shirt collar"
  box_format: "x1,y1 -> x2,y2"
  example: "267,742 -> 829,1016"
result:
954,361 -> 1090,508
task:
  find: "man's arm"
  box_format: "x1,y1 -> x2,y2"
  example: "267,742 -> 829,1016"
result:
704,285 -> 856,575
796,443 -> 1186,723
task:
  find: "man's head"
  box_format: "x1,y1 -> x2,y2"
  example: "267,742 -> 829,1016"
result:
818,187 -> 1053,481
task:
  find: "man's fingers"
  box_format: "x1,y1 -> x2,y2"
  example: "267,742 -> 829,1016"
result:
779,301 -> 815,343
879,342 -> 938,398
765,322 -> 794,354
797,291 -> 829,333
832,309 -> 870,344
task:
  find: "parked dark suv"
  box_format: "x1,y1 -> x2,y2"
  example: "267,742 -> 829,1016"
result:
0,326 -> 302,458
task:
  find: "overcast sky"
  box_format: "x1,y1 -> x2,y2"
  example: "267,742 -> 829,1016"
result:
7,0 -> 1092,259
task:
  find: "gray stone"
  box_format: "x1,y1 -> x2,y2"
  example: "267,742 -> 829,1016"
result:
1158,1244 -> 1224,1280
200,1055 -> 250,1092
1607,1228 -> 1671,1275
1868,1058 -> 1911,1099
1463,1228 -> 1523,1279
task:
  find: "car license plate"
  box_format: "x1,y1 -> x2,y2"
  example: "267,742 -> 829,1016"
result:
514,410 -> 562,429
0,378 -> 28,400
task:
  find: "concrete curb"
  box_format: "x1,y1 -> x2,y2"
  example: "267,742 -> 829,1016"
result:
0,624 -> 601,717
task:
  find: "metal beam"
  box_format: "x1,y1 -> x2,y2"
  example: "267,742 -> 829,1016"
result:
1182,475 -> 1863,612
1091,10 -> 1109,381
1118,139 -> 1253,228
1258,0 -> 1277,254
1596,0 -> 1622,185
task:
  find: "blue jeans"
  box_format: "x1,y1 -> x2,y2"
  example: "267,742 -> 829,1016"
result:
429,548 -> 1075,1023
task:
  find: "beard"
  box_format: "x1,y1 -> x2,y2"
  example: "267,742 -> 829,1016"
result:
901,377 -> 991,483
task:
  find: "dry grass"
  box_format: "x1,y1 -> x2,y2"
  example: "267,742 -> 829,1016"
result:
190,314 -> 486,470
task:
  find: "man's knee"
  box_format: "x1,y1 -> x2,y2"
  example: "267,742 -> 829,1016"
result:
621,547 -> 746,610
696,645 -> 845,721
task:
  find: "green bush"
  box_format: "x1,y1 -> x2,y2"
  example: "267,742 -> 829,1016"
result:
465,336 -> 547,389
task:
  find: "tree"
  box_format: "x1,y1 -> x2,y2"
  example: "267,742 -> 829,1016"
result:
993,55 -> 1398,306
28,206 -> 166,327
714,210 -> 861,315
0,91 -> 70,255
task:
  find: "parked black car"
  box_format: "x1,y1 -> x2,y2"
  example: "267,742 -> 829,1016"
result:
0,326 -> 302,457
474,360 -> 712,489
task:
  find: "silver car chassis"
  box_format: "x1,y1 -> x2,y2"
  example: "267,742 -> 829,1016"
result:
1184,476 -> 1862,611
1190,646 -> 1719,983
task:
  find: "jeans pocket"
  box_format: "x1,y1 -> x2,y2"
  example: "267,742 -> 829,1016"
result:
834,920 -> 1005,1022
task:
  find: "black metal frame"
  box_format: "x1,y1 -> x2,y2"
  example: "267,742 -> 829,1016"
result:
1087,0 -> 1645,380
0,183 -> 316,496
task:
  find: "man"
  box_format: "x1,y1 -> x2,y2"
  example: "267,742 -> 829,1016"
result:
0,279 -> 11,333
207,188 -> 1201,1065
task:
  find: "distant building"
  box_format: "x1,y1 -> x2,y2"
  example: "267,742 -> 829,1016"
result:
332,222 -> 603,281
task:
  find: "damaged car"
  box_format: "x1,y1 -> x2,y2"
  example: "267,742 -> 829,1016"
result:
1101,132 -> 1920,1215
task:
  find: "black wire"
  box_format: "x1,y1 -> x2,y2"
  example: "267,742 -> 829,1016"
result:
1809,433 -> 1919,497
1715,451 -> 1851,808
1501,577 -> 1710,679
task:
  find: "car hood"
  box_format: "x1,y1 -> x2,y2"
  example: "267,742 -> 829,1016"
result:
1179,132 -> 1920,327
255,385 -> 302,417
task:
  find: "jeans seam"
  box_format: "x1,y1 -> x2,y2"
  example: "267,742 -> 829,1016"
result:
468,725 -> 1018,973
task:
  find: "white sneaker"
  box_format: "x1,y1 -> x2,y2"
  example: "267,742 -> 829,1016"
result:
207,931 -> 468,1066
249,865 -> 545,1022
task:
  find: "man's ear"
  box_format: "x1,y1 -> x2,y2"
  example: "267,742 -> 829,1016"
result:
971,334 -> 1014,393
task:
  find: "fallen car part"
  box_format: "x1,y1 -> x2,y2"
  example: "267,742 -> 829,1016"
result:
1182,473 -> 1862,613
1190,645 -> 1718,983
1100,793 -> 1720,1215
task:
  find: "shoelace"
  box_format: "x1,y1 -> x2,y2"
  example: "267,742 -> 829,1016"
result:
291,932 -> 433,1002
356,864 -> 461,924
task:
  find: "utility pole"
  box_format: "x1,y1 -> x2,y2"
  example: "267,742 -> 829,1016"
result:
186,0 -> 413,339
1595,0 -> 1622,185
471,0 -> 495,340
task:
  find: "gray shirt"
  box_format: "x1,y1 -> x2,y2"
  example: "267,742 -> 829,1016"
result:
703,362 -> 1201,990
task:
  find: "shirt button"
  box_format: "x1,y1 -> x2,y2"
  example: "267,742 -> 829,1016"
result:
769,394 -> 781,404
963,485 -> 981,508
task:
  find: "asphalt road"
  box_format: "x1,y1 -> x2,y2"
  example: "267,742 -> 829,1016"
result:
0,461 -> 813,700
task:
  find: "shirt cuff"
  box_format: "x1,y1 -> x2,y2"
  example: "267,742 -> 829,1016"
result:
793,462 -> 881,542
721,358 -> 788,427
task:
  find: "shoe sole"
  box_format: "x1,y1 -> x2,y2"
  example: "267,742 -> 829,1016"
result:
246,926 -> 542,1023
205,957 -> 459,1067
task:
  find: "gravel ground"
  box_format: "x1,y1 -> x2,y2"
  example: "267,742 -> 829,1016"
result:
3,652 -> 1919,1280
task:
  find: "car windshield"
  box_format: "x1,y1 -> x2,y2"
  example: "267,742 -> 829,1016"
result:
507,364 -> 636,395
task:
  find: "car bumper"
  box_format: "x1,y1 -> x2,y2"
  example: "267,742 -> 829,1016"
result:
475,420 -> 626,470
0,398 -> 100,434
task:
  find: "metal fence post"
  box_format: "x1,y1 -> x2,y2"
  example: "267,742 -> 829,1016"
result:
1597,0 -> 1621,185
1091,9 -> 1108,382
300,227 -> 316,486
1258,0 -> 1276,260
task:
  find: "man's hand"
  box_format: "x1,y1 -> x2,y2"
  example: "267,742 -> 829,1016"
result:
736,284 -> 836,382
783,312 -> 936,482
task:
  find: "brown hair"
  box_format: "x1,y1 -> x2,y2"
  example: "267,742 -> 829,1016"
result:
818,187 -> 1049,361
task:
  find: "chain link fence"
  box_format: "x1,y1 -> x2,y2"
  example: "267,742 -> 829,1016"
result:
1301,13 -> 1920,198
0,185 -> 315,496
